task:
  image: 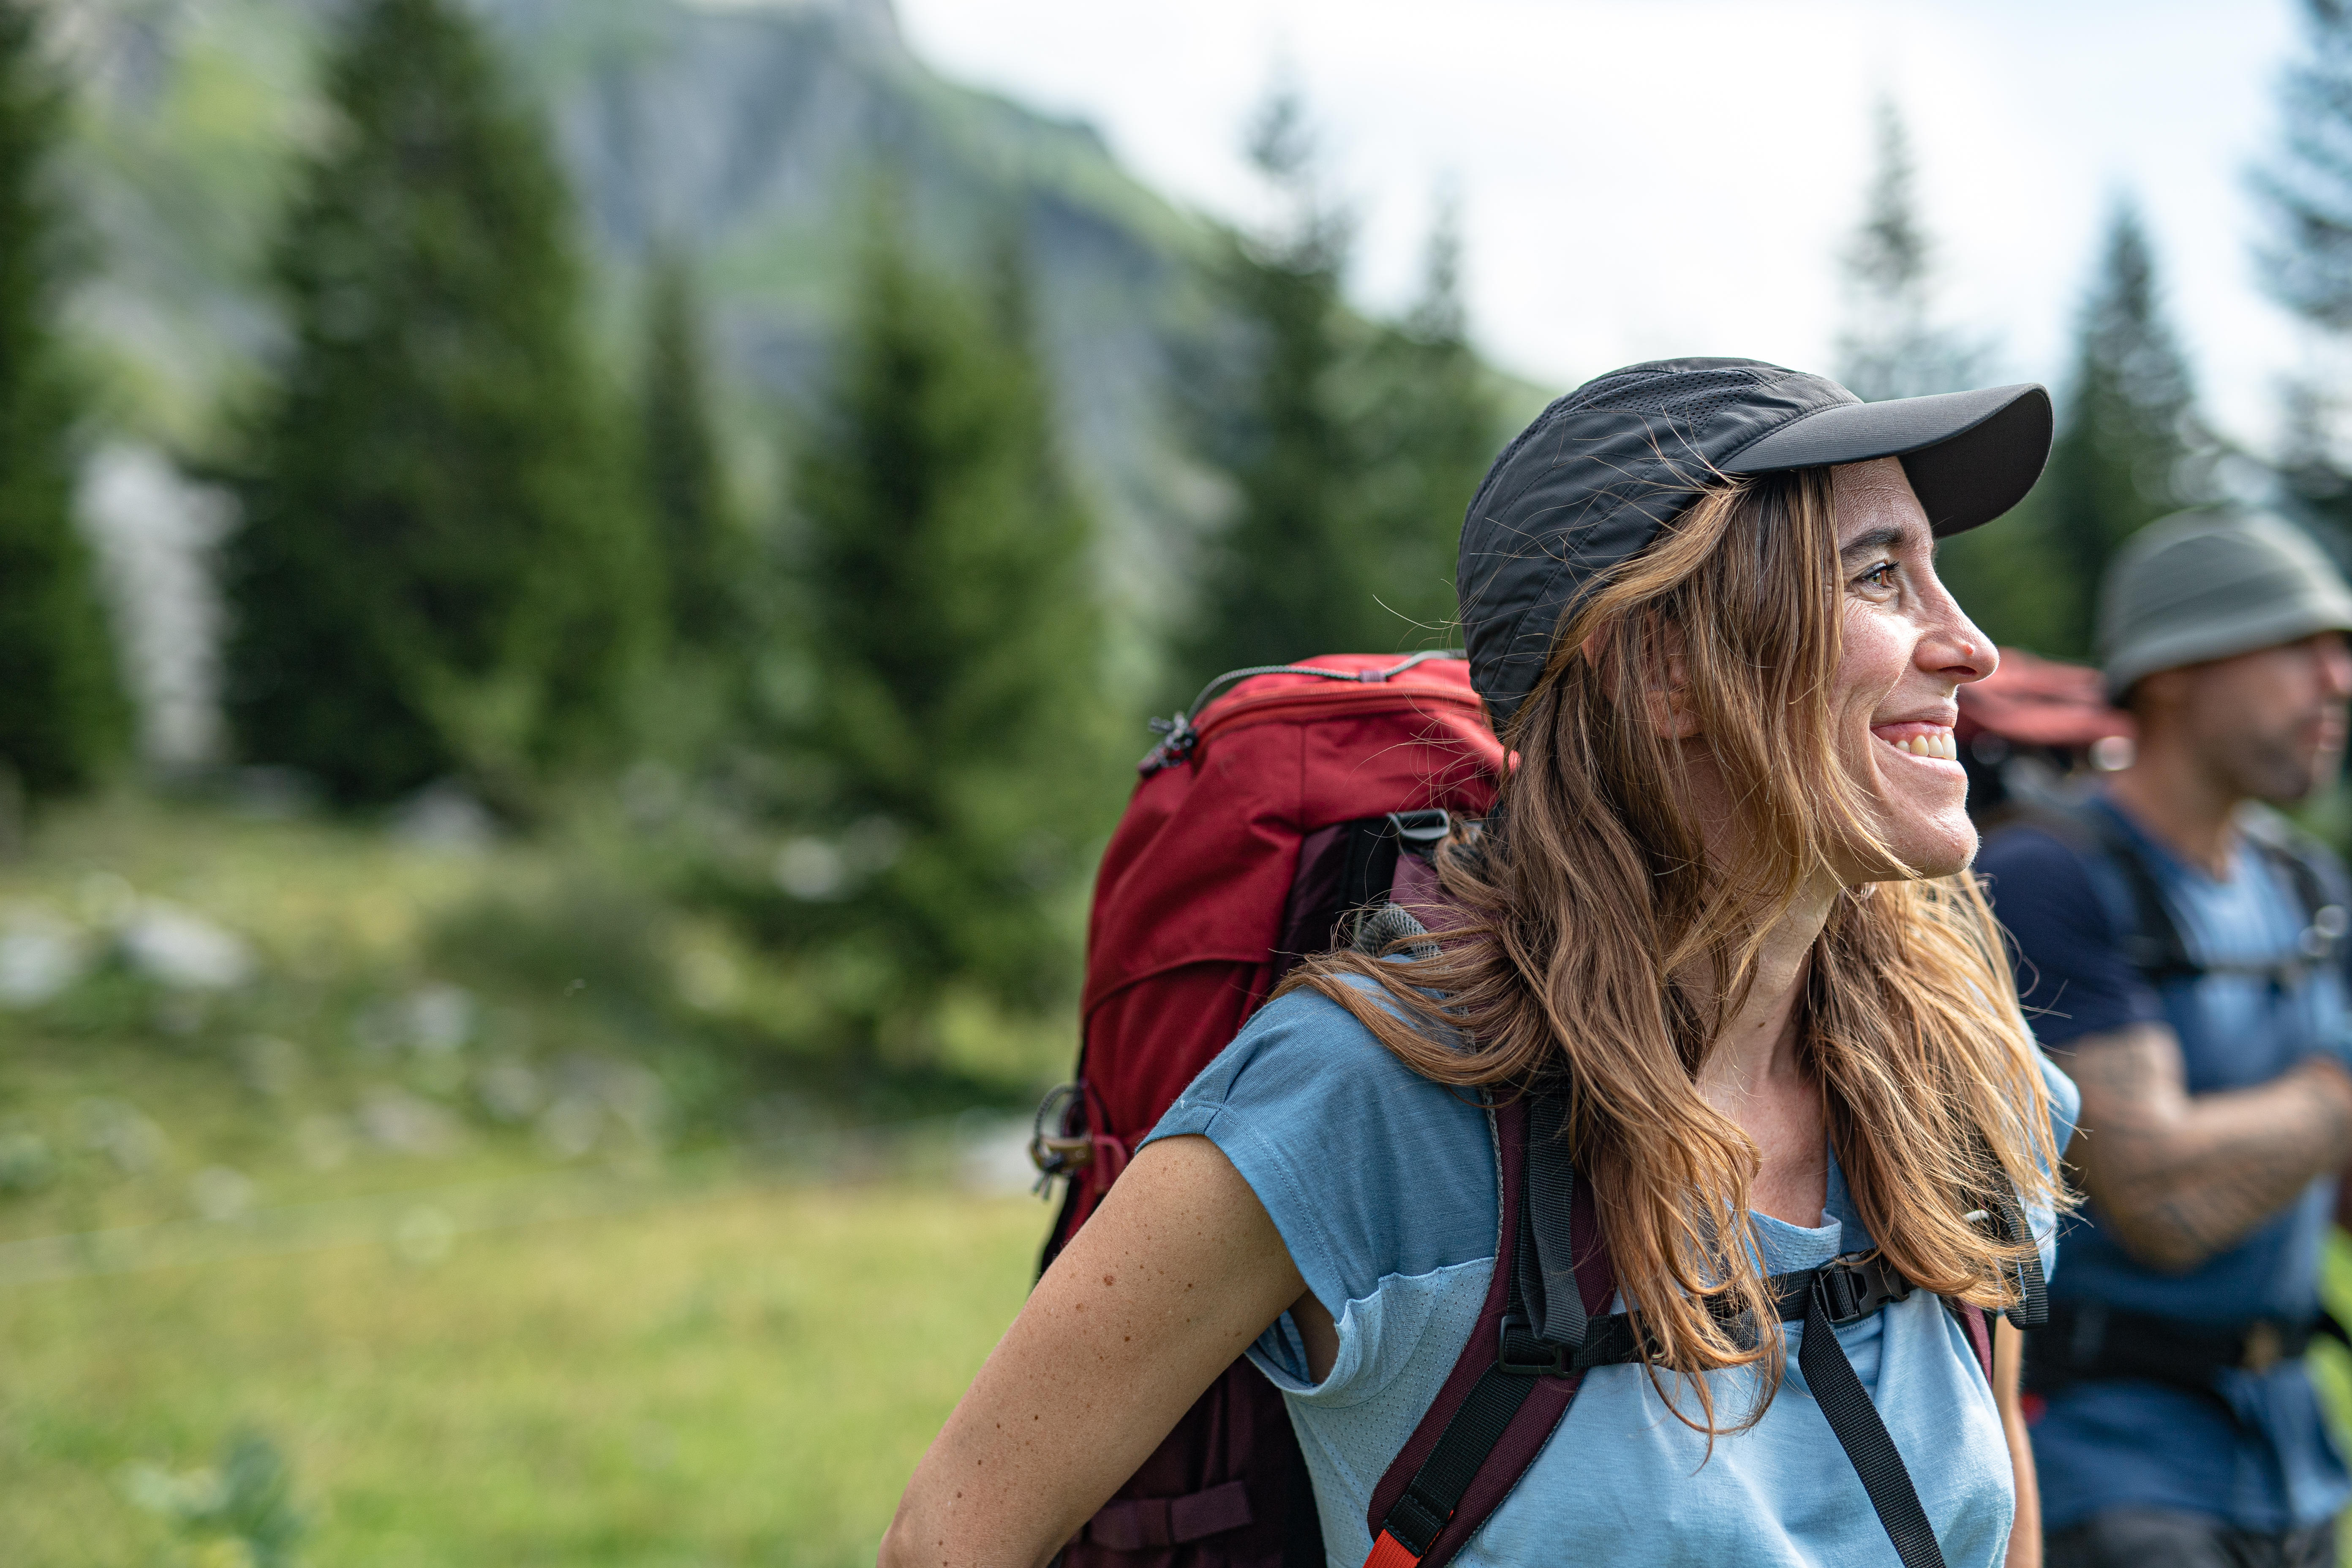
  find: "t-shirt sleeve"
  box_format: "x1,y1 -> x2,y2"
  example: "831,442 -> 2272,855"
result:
1977,825 -> 2165,1051
1142,982 -> 1499,1321
2030,1043 -> 2080,1282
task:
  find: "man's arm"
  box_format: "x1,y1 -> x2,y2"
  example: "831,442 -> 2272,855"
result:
2066,1022 -> 2352,1272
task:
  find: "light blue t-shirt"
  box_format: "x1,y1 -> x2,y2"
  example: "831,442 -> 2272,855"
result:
1147,985 -> 2079,1568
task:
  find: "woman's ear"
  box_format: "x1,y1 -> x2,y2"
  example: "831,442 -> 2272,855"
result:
1643,619 -> 1701,741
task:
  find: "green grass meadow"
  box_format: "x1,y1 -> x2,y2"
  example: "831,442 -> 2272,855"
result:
18,796 -> 2352,1565
0,1182 -> 1044,1566
0,796 -> 1058,1565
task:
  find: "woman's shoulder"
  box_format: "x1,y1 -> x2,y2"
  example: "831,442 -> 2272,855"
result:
1148,975 -> 1502,1313
1154,979 -> 1493,1180
1174,976 -> 1473,1113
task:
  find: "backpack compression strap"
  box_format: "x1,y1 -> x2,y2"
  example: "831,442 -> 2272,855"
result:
1361,1093 -> 2036,1568
1360,1093 -> 1612,1568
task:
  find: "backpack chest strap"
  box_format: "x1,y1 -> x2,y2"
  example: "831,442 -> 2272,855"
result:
1495,1251 -> 1915,1376
1362,1092 -> 2042,1568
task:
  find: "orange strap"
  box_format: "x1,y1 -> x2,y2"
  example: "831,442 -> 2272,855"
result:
1363,1529 -> 1422,1568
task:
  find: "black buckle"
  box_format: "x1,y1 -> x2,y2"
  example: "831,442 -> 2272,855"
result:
1497,1311 -> 1569,1376
1813,1252 -> 1914,1327
1387,808 -> 1452,857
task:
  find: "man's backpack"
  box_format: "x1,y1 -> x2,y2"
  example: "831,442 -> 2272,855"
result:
1033,652 -> 2040,1568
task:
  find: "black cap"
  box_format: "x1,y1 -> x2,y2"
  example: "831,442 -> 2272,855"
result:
1458,357 -> 2053,727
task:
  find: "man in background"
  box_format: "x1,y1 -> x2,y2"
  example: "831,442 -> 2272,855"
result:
1978,509 -> 2352,1568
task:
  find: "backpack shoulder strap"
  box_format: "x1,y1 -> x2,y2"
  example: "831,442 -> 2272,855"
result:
2238,804 -> 2352,968
1362,1095 -> 2031,1568
2004,800 -> 2201,982
1360,1091 -> 1614,1568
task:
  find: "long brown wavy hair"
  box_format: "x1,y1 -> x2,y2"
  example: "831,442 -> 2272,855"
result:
1288,466 -> 2068,1430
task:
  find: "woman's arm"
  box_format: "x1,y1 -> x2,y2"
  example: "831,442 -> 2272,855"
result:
879,1134 -> 1310,1568
1996,1318 -> 2039,1568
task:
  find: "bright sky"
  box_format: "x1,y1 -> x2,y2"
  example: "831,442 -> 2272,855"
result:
894,0 -> 2310,453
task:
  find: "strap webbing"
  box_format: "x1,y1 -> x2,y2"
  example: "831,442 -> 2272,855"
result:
2065,800 -> 2345,984
1363,1090 -> 2041,1568
1987,1184 -> 2048,1330
1797,1271 -> 1946,1568
1375,1367 -> 1536,1556
1520,1092 -> 1588,1349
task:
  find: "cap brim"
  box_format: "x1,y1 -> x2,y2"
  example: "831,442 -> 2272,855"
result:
1719,383 -> 2053,536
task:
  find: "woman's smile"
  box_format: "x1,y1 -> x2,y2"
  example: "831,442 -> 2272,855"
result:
1870,719 -> 1960,763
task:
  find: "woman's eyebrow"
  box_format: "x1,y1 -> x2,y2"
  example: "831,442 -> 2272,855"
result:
1838,526 -> 1905,559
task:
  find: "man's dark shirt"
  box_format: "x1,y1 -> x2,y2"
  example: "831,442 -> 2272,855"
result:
1979,796 -> 2349,1531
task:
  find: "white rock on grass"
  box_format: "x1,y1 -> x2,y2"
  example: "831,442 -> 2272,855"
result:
388,781 -> 498,853
118,901 -> 253,991
190,1165 -> 254,1222
75,1098 -> 169,1175
0,909 -> 90,1008
355,1089 -> 462,1158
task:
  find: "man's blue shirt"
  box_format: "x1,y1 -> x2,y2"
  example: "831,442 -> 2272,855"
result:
1979,795 -> 2351,1531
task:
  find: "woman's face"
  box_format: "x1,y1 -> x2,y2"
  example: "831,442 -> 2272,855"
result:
1827,457 -> 1995,882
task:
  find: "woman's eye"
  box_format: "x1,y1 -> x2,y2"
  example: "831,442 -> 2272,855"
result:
1856,561 -> 1900,591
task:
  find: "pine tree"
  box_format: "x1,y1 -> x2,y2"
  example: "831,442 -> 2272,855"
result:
0,0 -> 125,797
2033,201 -> 2209,658
2254,0 -> 2352,539
224,0 -> 656,808
639,248 -> 746,655
1350,193 -> 1500,642
1940,204 -> 2206,659
781,209 -> 1105,1064
632,246 -> 763,767
1835,100 -> 1987,403
1181,95 -> 1509,684
1179,86 -> 1362,679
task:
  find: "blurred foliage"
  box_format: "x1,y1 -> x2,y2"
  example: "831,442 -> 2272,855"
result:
709,204 -> 1108,1071
0,0 -> 128,799
223,0 -> 658,811
2257,0 -> 2352,549
2028,201 -> 2213,657
125,1426 -> 307,1568
0,802 -> 1048,1560
425,866 -> 676,1030
1939,201 -> 2210,661
2257,0 -> 2352,339
638,251 -> 753,661
0,792 -> 1064,1271
1348,200 -> 1500,648
1177,87 -> 1500,684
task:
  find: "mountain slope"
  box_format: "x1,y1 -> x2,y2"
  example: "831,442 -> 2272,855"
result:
54,0 -> 1222,605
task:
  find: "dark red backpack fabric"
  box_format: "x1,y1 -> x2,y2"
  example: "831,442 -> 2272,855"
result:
1043,653 -> 1505,1566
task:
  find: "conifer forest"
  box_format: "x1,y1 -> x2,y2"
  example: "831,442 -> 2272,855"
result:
0,1 -> 2347,1561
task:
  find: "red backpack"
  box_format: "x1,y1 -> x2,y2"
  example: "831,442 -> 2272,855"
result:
1032,651 -> 1502,1567
1030,652 -> 2025,1568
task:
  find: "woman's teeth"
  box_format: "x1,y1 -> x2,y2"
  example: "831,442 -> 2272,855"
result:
1888,729 -> 1957,761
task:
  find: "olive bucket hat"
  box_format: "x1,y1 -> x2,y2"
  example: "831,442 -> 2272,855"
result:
2097,507 -> 2352,697
1458,357 -> 2053,729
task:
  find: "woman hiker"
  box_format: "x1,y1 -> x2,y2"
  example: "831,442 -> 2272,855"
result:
883,359 -> 2080,1568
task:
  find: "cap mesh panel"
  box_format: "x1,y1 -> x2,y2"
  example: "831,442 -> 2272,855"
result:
1560,366 -> 1778,424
